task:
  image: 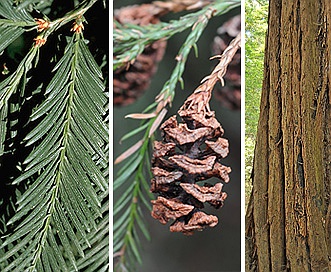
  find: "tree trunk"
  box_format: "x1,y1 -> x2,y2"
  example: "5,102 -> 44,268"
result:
245,0 -> 331,271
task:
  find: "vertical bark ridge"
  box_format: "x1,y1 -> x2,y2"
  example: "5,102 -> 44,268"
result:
246,0 -> 283,270
300,0 -> 330,270
280,1 -> 309,270
267,0 -> 285,269
325,1 -> 331,258
246,0 -> 331,271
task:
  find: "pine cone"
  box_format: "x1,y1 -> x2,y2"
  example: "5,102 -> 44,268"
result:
114,4 -> 167,106
212,15 -> 241,110
151,90 -> 231,235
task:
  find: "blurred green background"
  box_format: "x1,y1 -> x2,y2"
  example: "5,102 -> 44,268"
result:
113,1 -> 241,271
245,0 -> 268,209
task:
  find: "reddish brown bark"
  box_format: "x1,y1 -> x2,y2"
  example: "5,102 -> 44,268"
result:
246,0 -> 331,271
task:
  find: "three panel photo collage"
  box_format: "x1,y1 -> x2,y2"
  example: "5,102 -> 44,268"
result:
1,0 -> 331,271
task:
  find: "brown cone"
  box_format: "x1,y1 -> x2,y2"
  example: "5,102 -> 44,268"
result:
150,87 -> 231,235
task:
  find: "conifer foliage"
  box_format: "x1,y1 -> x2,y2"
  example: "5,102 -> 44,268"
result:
114,0 -> 240,270
0,1 -> 108,271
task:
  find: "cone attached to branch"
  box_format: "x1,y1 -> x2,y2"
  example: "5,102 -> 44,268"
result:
150,33 -> 241,235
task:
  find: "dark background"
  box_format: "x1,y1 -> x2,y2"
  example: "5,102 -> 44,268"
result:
113,1 -> 241,271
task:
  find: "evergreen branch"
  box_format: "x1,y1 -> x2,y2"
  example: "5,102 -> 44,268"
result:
15,0 -> 54,10
0,0 -> 35,53
0,196 -> 17,269
0,46 -> 39,158
0,47 -> 38,110
0,0 -> 101,160
114,0 -> 240,69
115,0 -> 226,148
0,0 -> 34,22
113,1 -> 240,270
0,32 -> 108,271
30,0 -> 98,48
0,0 -> 98,53
75,194 -> 109,272
0,24 -> 28,54
45,0 -> 98,33
114,133 -> 153,270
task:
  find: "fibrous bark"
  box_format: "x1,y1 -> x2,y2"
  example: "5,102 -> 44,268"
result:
246,0 -> 331,271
